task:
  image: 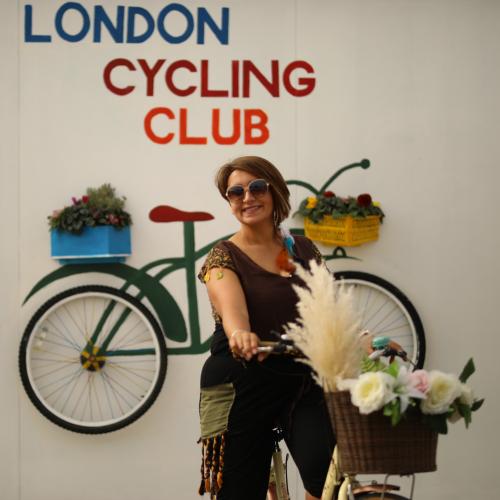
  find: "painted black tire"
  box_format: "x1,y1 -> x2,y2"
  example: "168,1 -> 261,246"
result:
19,285 -> 167,434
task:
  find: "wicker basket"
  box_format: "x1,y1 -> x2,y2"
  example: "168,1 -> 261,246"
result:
325,391 -> 438,475
304,215 -> 380,247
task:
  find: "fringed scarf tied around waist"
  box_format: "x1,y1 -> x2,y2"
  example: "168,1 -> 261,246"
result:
198,383 -> 235,498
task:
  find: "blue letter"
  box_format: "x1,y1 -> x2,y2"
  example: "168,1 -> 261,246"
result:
126,7 -> 154,43
94,6 -> 125,43
197,7 -> 229,45
55,2 -> 90,42
158,3 -> 193,44
24,5 -> 51,42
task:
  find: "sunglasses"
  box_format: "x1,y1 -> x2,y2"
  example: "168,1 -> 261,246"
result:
226,179 -> 270,202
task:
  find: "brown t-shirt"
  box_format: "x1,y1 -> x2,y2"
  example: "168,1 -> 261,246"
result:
198,235 -> 322,349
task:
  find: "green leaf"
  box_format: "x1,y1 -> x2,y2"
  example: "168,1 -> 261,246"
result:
459,358 -> 475,383
391,400 -> 401,426
471,398 -> 484,412
457,402 -> 472,427
384,361 -> 399,378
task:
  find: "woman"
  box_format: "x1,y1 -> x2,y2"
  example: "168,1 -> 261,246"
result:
197,156 -> 335,500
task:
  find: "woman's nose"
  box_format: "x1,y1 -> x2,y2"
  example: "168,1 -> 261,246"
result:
243,189 -> 255,202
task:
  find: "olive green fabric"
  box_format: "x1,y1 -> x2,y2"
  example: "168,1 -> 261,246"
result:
200,383 -> 235,439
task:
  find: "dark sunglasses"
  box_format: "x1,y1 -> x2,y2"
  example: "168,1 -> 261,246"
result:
226,179 -> 270,202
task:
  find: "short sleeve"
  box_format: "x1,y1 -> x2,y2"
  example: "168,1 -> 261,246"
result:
197,244 -> 237,284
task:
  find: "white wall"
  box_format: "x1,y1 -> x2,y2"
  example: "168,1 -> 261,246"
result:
1,1 -> 499,499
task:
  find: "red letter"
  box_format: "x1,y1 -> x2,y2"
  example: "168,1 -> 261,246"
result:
137,59 -> 165,96
200,60 -> 229,97
179,108 -> 207,144
212,109 -> 241,145
231,60 -> 239,97
144,107 -> 175,144
103,58 -> 136,96
242,60 -> 279,97
165,60 -> 197,97
283,61 -> 316,97
244,109 -> 269,144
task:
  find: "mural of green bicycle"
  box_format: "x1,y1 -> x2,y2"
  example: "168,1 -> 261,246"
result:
19,160 -> 425,433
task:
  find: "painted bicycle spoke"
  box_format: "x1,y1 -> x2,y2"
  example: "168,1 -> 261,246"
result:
61,304 -> 89,344
107,318 -> 144,351
111,331 -> 155,351
34,335 -> 80,352
70,373 -> 92,419
107,361 -> 155,387
45,317 -> 82,351
47,366 -> 85,405
101,371 -> 133,413
33,360 -> 79,382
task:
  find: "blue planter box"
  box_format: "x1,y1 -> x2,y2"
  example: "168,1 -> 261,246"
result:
51,226 -> 131,264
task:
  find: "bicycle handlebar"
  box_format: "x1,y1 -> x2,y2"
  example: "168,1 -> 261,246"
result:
257,332 -> 415,366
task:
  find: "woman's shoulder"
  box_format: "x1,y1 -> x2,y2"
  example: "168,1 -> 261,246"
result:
197,240 -> 236,284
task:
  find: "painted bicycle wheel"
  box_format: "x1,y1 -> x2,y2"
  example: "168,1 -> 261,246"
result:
19,285 -> 167,434
333,271 -> 426,368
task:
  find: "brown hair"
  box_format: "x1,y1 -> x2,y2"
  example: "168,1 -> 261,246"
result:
215,156 -> 291,228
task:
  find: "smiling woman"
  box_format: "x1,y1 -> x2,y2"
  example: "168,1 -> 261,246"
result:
196,156 -> 335,500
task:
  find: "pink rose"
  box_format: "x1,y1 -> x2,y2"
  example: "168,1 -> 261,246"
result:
409,370 -> 430,394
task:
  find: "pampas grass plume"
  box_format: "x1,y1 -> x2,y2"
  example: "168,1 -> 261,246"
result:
286,260 -> 364,391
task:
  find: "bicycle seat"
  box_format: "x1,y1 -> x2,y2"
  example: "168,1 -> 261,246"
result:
149,205 -> 214,223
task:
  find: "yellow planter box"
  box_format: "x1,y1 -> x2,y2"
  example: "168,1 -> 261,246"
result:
304,215 -> 380,246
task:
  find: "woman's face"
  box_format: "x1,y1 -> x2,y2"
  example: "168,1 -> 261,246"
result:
226,169 -> 274,227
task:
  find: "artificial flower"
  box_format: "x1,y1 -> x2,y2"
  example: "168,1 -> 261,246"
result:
357,193 -> 372,208
409,369 -> 430,394
420,371 -> 461,415
305,196 -> 317,209
459,383 -> 474,406
349,371 -> 395,414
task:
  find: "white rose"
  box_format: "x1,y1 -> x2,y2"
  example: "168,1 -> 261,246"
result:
420,371 -> 461,415
351,372 -> 395,414
459,383 -> 474,406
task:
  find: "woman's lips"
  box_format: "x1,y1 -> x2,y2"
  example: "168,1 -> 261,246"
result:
242,205 -> 261,214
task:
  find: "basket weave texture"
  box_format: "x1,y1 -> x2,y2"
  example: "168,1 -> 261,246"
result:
325,391 -> 438,474
304,215 -> 380,246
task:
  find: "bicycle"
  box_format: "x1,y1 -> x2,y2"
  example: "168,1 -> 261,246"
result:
260,337 -> 424,500
18,159 -> 426,433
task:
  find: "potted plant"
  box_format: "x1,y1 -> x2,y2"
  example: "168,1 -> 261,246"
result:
296,191 -> 385,247
48,183 -> 132,264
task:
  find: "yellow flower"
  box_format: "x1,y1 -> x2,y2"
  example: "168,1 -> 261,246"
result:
373,201 -> 381,207
306,197 -> 317,209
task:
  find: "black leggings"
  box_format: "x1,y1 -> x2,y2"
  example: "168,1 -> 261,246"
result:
200,354 -> 335,499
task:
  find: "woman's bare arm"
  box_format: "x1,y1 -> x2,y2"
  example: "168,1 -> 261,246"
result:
205,267 -> 260,360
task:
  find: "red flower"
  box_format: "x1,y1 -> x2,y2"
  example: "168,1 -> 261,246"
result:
357,193 -> 372,207
323,191 -> 335,198
82,195 -> 89,204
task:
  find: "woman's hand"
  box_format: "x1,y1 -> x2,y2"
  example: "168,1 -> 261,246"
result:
229,329 -> 261,361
